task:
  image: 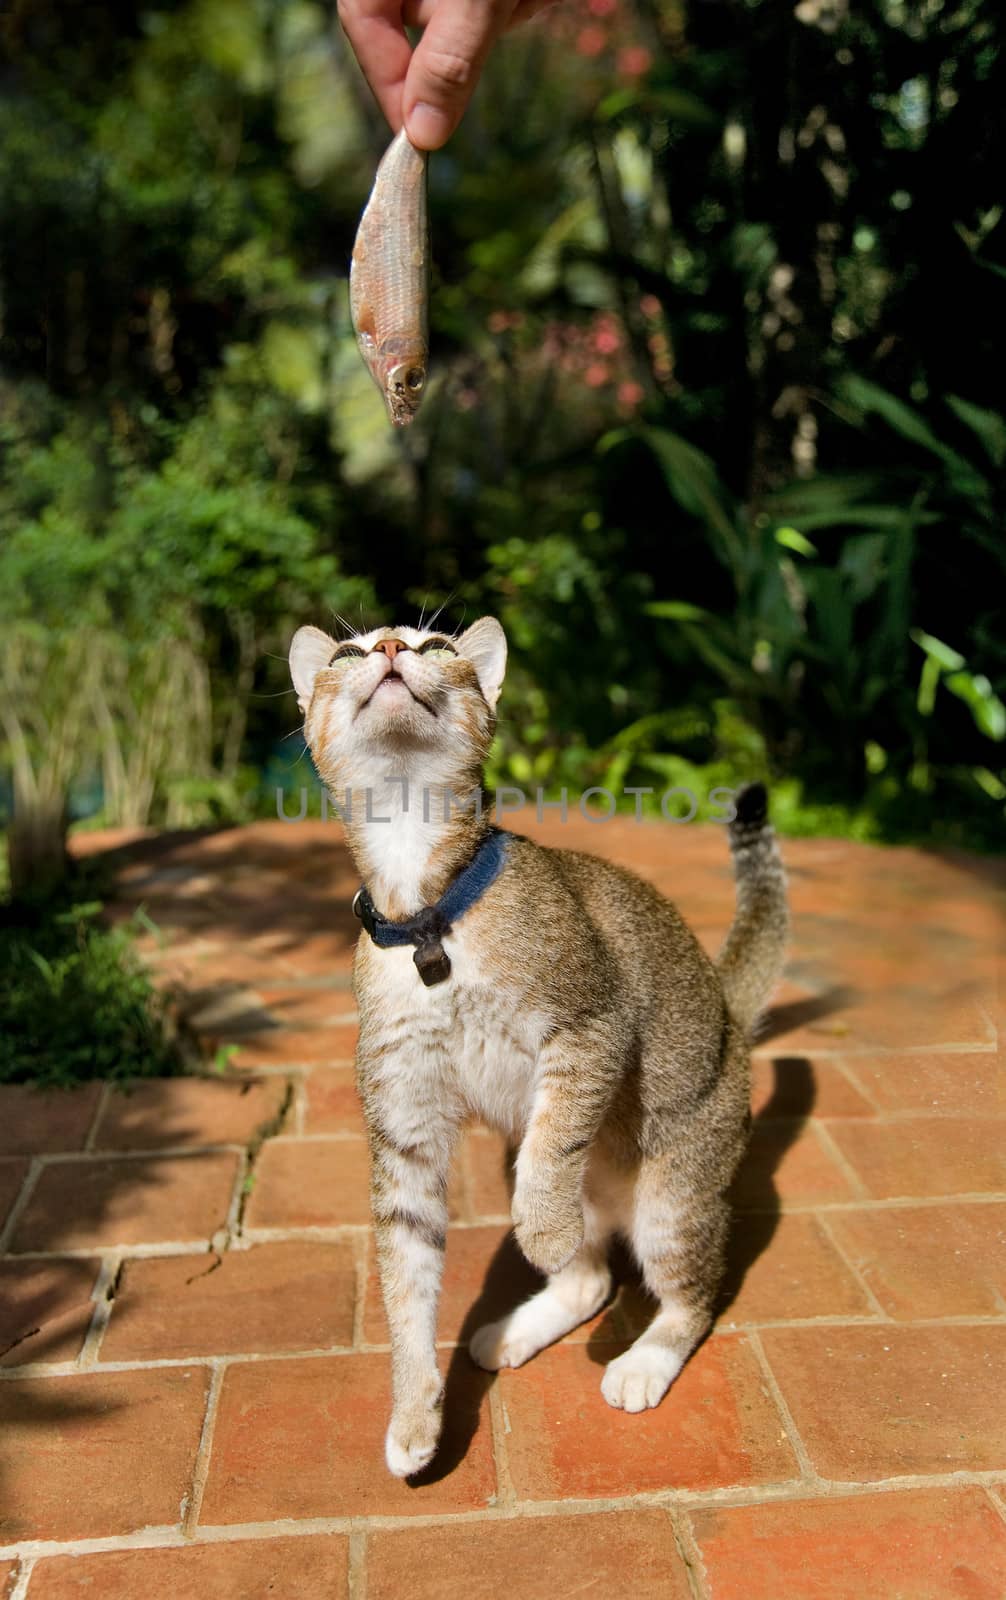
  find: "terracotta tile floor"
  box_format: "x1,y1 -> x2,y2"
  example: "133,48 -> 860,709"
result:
0,813 -> 1002,1597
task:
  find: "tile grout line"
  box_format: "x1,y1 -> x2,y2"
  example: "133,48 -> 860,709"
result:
33,1144 -> 252,1167
984,1484 -> 1006,1530
7,1191 -> 1006,1268
221,1150 -> 250,1248
810,1121 -> 873,1202
813,1214 -> 891,1322
223,1061 -> 357,1078
182,1361 -> 226,1537
7,1557 -> 34,1600
975,1004 -> 998,1050
815,1108 -> 1006,1125
6,1310 -> 1006,1379
747,1329 -> 819,1485
734,1193 -> 1006,1214
347,1528 -> 367,1600
829,1054 -> 883,1112
82,1083 -> 112,1152
750,1042 -> 997,1059
5,1240 -> 270,1265
665,1504 -> 710,1600
6,1471 -> 1006,1563
487,1378 -> 517,1512
0,1159 -> 43,1257
755,1111 -> 992,1126
77,1254 -> 123,1367
268,1133 -> 370,1146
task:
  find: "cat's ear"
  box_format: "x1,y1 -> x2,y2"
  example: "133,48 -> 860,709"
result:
289,625 -> 336,712
456,617 -> 507,709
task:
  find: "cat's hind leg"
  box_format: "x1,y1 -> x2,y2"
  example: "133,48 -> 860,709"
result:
601,1158 -> 728,1413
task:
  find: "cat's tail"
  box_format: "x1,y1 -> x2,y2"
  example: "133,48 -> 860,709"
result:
716,782 -> 788,1036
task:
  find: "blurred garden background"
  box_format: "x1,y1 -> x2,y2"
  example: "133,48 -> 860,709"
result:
1,0 -> 1003,1076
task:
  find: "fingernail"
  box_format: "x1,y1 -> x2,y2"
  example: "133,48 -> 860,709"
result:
406,101 -> 452,150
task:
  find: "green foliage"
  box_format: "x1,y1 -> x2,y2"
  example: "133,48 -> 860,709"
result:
0,889 -> 185,1087
626,367 -> 1006,843
1,0 -> 1004,861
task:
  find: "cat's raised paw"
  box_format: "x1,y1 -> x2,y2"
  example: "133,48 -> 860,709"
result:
512,1209 -> 584,1276
469,1318 -> 538,1372
600,1345 -> 683,1413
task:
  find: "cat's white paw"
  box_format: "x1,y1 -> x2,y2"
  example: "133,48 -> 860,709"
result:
469,1318 -> 538,1371
385,1420 -> 439,1478
601,1345 -> 682,1413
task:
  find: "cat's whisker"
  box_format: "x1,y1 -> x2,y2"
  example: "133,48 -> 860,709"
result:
426,591 -> 457,632
330,611 -> 357,641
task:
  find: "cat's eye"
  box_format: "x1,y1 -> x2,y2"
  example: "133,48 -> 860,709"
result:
417,638 -> 456,658
330,645 -> 365,664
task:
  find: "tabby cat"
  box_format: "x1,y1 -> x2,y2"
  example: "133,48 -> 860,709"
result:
290,615 -> 787,1478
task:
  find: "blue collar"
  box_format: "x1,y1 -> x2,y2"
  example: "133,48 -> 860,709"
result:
352,828 -> 510,987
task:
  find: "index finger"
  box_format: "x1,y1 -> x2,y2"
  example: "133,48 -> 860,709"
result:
338,0 -> 413,131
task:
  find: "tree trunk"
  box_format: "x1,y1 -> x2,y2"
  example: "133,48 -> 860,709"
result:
7,793 -> 69,900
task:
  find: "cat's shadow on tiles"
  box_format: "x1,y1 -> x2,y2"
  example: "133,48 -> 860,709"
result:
413,1054 -> 816,1480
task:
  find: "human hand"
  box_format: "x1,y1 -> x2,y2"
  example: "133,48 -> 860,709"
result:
338,0 -> 557,151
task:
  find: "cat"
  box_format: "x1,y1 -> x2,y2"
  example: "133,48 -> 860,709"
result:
289,614 -> 787,1478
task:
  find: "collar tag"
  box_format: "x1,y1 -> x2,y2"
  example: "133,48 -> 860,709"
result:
352,828 -> 509,988
414,941 -> 452,986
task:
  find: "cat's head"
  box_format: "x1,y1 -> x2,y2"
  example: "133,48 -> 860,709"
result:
289,617 -> 507,789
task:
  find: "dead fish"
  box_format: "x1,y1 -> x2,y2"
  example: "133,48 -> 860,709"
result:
350,129 -> 429,427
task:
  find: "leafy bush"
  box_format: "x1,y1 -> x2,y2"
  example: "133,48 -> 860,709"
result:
0,890 -> 186,1088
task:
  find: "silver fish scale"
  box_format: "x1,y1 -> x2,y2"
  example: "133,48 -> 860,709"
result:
350,130 -> 429,361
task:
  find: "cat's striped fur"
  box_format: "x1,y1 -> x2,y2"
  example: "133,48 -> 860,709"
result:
290,616 -> 788,1478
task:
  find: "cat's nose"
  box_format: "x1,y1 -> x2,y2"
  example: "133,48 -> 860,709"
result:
373,638 -> 408,662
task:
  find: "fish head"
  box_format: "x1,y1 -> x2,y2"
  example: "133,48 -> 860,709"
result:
379,343 -> 428,427
384,357 -> 428,425
355,327 -> 428,426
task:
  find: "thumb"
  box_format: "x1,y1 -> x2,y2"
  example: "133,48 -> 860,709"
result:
403,0 -> 516,150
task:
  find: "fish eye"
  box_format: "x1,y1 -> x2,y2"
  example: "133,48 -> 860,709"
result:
330,645 -> 365,664
405,369 -> 425,392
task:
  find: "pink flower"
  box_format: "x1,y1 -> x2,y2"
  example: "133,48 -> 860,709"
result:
584,362 -> 610,388
588,0 -> 617,13
618,380 -> 645,409
576,25 -> 607,57
640,293 -> 661,318
617,45 -> 652,78
594,327 -> 621,355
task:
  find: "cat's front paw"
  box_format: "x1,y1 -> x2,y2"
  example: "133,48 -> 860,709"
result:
512,1194 -> 584,1275
385,1402 -> 442,1479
